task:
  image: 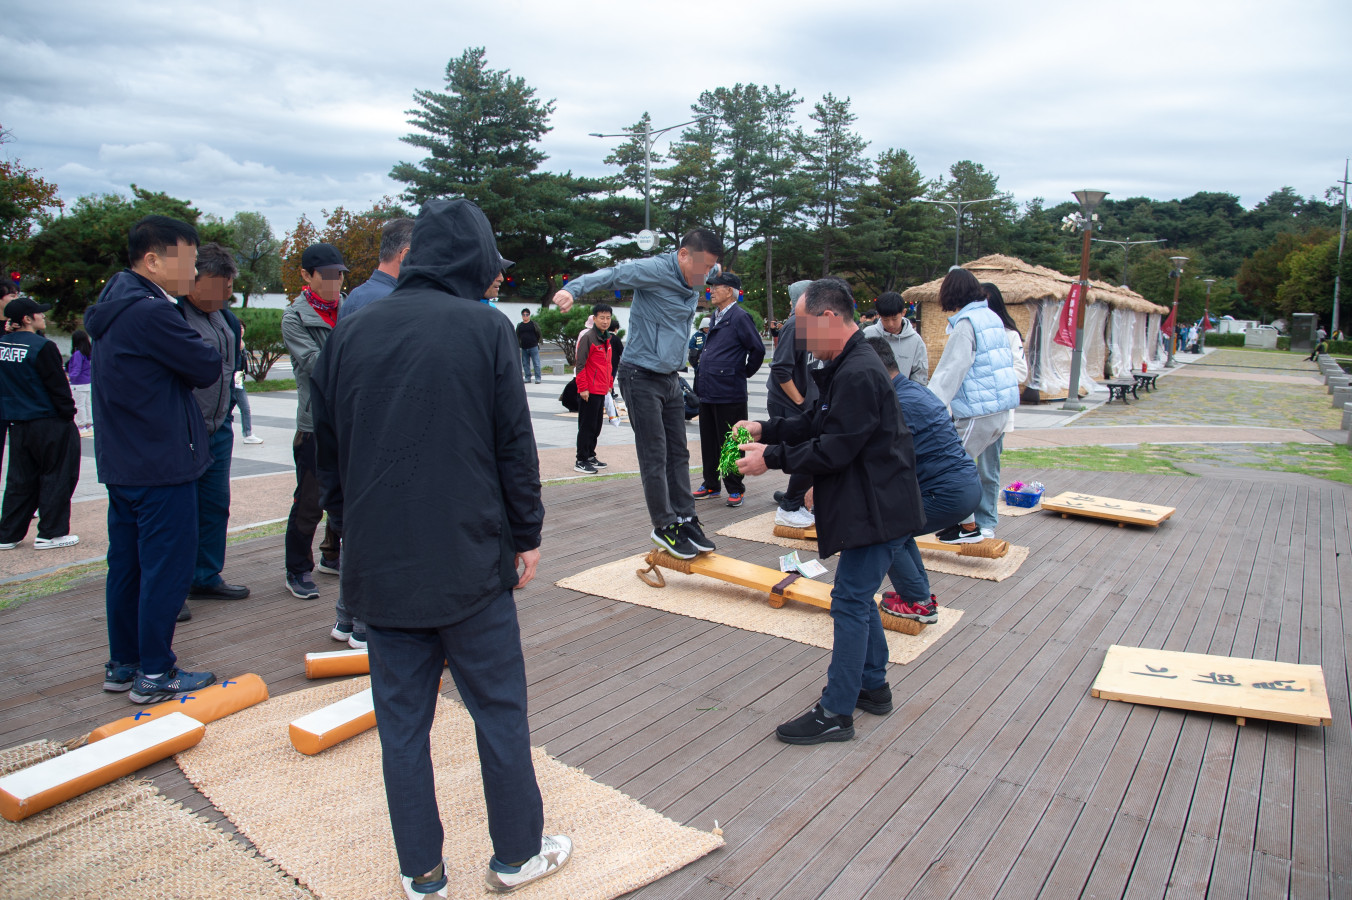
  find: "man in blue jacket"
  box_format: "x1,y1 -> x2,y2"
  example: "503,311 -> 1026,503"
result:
84,215 -> 223,704
692,271 -> 765,507
552,229 -> 724,560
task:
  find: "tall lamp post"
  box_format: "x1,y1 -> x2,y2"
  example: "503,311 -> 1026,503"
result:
1333,159 -> 1348,334
1090,236 -> 1164,288
916,195 -> 998,267
590,114 -> 715,245
1063,189 -> 1108,411
1199,278 -> 1215,351
1165,256 -> 1188,367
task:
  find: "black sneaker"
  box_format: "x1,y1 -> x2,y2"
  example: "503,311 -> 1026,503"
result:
574,460 -> 598,474
286,572 -> 320,599
129,668 -> 216,705
776,703 -> 855,745
773,490 -> 786,504
588,457 -> 608,469
315,556 -> 340,575
650,523 -> 698,559
855,684 -> 893,715
680,516 -> 716,553
936,524 -> 983,544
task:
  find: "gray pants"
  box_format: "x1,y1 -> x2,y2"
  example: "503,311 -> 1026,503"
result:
953,412 -> 1008,530
617,364 -> 695,529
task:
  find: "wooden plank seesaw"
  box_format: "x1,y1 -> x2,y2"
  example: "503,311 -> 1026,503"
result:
1040,491 -> 1175,528
636,549 -> 926,635
772,523 -> 1009,559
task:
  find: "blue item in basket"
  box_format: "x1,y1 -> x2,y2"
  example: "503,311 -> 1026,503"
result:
1003,488 -> 1044,508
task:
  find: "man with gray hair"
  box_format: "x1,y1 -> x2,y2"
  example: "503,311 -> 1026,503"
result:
338,217 -> 416,322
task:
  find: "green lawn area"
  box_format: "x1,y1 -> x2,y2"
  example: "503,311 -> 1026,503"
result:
1004,442 -> 1352,485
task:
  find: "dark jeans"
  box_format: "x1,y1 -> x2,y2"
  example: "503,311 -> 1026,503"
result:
822,539 -> 900,716
0,417 -> 81,542
106,481 -> 197,675
766,399 -> 812,509
887,474 -> 982,602
617,364 -> 695,529
191,423 -> 233,589
576,393 -> 605,462
520,346 -> 541,381
698,399 -> 748,494
285,430 -> 340,575
368,590 -> 544,878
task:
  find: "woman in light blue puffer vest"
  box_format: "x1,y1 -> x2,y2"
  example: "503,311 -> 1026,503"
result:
926,269 -> 1020,542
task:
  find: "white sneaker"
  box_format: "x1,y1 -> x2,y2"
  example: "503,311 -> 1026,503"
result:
775,506 -> 816,528
485,834 -> 572,893
401,858 -> 448,899
0,542 -> 16,550
980,528 -> 995,539
34,534 -> 79,550
242,434 -> 264,444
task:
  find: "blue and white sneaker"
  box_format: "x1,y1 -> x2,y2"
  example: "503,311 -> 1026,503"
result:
103,660 -> 140,693
128,668 -> 216,705
402,859 -> 448,898
485,835 -> 572,893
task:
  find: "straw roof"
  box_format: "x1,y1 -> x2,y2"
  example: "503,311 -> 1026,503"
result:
900,254 -> 1167,314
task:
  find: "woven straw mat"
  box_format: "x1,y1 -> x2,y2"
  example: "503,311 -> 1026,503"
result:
996,500 -> 1041,518
557,555 -> 962,665
175,677 -> 722,900
716,511 -> 1029,583
0,739 -> 309,900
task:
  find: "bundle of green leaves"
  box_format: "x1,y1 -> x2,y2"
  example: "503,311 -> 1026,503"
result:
718,425 -> 753,477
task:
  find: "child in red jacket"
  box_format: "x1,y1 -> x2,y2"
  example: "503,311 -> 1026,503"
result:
573,304 -> 613,474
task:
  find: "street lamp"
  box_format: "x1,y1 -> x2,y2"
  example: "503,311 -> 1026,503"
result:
1165,256 -> 1188,367
1199,278 -> 1216,351
1090,236 -> 1164,289
1063,189 -> 1108,410
915,195 -> 998,267
590,113 -> 716,247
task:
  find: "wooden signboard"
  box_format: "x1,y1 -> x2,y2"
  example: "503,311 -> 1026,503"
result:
1042,491 -> 1175,527
1091,645 -> 1331,726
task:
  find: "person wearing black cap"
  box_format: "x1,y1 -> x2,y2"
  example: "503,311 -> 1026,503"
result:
691,272 -> 764,507
0,296 -> 81,551
0,279 -> 20,476
281,242 -> 347,601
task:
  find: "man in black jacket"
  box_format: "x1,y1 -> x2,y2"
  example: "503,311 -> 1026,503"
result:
311,199 -> 571,897
737,278 -> 925,745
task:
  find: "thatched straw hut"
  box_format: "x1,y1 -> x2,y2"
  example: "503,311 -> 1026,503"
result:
901,254 -> 1169,402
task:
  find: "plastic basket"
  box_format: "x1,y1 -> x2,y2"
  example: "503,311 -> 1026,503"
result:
1002,488 -> 1044,508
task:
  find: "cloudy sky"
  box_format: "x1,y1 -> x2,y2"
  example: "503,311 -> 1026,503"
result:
4,0 -> 1349,237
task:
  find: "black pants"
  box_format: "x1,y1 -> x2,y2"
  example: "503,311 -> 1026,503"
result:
0,417 -> 80,542
285,431 -> 340,575
576,393 -> 605,462
766,398 -> 812,509
698,399 -> 749,494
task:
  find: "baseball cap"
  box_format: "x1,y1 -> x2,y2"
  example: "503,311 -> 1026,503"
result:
6,297 -> 52,323
300,243 -> 348,272
707,271 -> 743,290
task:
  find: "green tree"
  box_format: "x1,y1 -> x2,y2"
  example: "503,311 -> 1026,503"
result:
928,161 -> 1016,264
797,93 -> 871,275
532,305 -> 594,366
235,307 -> 287,381
227,211 -> 281,306
652,125 -> 721,249
602,112 -> 664,203
0,125 -> 63,278
1236,229 -> 1332,320
1275,234 -> 1346,319
843,148 -> 939,294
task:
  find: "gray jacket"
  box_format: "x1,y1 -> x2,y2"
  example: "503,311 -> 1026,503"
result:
282,297 -> 333,432
863,319 -> 929,384
561,253 -> 696,373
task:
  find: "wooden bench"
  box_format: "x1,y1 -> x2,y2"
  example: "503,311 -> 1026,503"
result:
1134,372 -> 1159,392
1105,380 -> 1138,403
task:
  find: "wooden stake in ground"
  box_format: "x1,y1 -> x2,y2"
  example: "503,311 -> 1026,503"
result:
636,549 -> 925,636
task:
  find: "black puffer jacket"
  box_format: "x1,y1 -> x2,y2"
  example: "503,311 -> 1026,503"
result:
311,199 -> 543,628
761,330 -> 925,557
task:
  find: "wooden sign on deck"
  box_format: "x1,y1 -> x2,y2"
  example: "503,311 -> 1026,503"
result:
1041,491 -> 1175,527
1091,645 -> 1331,726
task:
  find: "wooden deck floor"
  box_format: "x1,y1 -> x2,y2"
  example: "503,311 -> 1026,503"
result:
0,465 -> 1348,899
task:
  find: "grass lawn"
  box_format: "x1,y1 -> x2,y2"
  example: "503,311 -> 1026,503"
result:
1004,442 -> 1352,485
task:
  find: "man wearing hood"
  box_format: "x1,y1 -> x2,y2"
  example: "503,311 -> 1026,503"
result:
311,199 -> 570,897
551,229 -> 724,560
83,215 -> 223,704
862,291 -> 929,385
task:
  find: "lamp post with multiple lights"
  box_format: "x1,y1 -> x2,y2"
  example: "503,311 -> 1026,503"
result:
1063,189 -> 1108,410
1089,236 -> 1164,289
916,195 -> 998,267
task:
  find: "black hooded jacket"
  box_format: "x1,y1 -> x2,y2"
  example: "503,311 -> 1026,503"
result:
311,199 -> 543,628
761,330 -> 926,556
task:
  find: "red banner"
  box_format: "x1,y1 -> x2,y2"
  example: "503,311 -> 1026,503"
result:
1053,283 -> 1081,347
1160,305 -> 1176,337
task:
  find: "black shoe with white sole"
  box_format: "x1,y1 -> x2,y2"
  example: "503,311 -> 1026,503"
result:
588,457 -> 607,469
573,460 -> 598,474
936,524 -> 984,544
680,516 -> 716,553
650,523 -> 698,559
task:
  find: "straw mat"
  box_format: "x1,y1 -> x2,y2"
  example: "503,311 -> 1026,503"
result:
997,500 -> 1041,518
716,511 -> 1029,583
176,678 -> 722,900
0,740 -> 309,900
558,555 -> 962,665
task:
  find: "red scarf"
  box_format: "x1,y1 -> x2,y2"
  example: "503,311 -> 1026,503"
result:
302,286 -> 339,328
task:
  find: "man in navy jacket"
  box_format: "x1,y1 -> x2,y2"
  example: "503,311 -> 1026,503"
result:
84,215 -> 222,705
692,272 -> 765,507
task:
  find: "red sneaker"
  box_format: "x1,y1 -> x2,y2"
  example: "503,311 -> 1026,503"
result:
881,591 -> 938,624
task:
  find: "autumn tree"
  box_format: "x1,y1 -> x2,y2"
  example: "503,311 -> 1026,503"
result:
279,198 -> 408,296
0,126 -> 63,278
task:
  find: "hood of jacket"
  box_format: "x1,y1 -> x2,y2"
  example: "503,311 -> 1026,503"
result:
394,199 -> 503,301
864,317 -> 918,341
85,269 -> 168,340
